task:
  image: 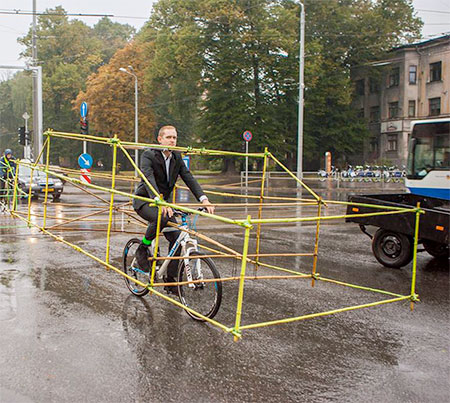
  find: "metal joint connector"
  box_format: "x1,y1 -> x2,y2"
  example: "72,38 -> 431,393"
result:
410,293 -> 420,302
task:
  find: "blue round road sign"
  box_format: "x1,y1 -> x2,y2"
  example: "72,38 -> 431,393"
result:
78,153 -> 93,169
80,102 -> 88,118
243,130 -> 252,142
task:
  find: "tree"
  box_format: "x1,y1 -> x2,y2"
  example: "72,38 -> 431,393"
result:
74,41 -> 156,142
139,0 -> 423,171
139,0 -> 206,144
93,17 -> 136,65
75,0 -> 423,170
300,0 -> 422,167
0,72 -> 33,156
18,7 -> 136,164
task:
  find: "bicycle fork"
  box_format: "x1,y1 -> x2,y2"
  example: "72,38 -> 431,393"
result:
182,240 -> 202,289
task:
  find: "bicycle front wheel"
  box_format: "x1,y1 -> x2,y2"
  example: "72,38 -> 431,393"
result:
123,238 -> 149,297
177,251 -> 222,321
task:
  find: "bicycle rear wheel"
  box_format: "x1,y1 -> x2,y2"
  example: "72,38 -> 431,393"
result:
177,251 -> 222,321
123,238 -> 149,296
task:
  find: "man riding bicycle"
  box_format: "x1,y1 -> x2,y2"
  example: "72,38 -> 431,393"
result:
0,149 -> 16,201
132,126 -> 214,292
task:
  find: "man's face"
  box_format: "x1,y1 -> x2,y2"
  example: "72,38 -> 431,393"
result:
158,129 -> 177,148
6,153 -> 12,160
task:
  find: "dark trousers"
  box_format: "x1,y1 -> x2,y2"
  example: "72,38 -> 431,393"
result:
0,176 -> 9,198
135,203 -> 181,278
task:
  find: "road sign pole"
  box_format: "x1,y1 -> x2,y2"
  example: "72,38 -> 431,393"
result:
242,130 -> 252,196
80,102 -> 88,154
245,141 -> 249,193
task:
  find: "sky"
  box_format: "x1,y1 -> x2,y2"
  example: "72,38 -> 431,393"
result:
0,0 -> 449,76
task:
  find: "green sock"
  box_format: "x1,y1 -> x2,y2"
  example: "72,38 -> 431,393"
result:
142,236 -> 152,246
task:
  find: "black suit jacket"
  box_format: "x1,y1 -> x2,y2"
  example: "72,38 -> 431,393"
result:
133,149 -> 204,210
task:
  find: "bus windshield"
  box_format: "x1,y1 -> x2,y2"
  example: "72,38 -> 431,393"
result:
407,121 -> 450,178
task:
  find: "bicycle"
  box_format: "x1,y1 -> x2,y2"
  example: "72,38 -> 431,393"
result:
122,207 -> 222,321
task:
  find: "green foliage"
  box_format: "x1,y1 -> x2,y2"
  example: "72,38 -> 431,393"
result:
13,7 -> 135,164
299,0 -> 422,166
93,17 -> 135,64
139,0 -> 205,144
2,1 -> 423,169
0,72 -> 32,156
135,0 -> 422,170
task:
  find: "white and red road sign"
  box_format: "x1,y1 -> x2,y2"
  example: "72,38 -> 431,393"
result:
80,168 -> 91,184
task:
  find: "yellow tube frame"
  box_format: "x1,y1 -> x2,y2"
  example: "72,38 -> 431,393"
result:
9,130 -> 425,341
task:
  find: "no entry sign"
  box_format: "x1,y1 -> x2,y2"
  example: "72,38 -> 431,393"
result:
243,130 -> 252,142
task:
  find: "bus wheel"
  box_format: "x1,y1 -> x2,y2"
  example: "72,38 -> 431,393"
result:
423,240 -> 449,259
372,229 -> 413,268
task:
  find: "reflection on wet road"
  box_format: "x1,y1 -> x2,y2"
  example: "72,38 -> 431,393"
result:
0,181 -> 448,402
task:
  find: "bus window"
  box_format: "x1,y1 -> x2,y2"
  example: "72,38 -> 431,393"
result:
435,135 -> 450,169
414,137 -> 433,176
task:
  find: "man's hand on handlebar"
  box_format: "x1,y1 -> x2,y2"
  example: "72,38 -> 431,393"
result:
161,206 -> 174,217
201,198 -> 215,215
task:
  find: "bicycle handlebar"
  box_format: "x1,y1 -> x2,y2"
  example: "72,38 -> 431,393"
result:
172,207 -> 207,217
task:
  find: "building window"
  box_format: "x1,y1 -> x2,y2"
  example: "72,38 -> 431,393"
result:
388,67 -> 400,87
387,134 -> 397,152
370,137 -> 378,154
429,97 -> 441,116
409,65 -> 417,84
369,106 -> 380,122
369,78 -> 379,94
430,61 -> 442,82
355,79 -> 365,95
408,100 -> 416,117
389,101 -> 399,119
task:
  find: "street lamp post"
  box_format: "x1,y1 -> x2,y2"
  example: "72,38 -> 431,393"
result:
119,66 -> 139,175
297,2 -> 305,184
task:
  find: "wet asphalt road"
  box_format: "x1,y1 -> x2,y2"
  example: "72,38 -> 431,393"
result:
0,178 -> 449,402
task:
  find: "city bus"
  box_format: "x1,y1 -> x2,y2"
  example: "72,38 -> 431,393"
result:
406,118 -> 450,200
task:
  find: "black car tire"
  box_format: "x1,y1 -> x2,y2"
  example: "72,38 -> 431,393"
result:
423,240 -> 449,259
372,229 -> 413,268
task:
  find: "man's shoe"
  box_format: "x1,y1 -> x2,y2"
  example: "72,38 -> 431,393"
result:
164,276 -> 178,295
135,244 -> 150,272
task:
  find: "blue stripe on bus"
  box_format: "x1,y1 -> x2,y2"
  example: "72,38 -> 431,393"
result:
408,187 -> 450,200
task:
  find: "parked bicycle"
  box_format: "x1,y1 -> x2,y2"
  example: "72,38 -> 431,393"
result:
122,207 -> 222,321
317,166 -> 338,181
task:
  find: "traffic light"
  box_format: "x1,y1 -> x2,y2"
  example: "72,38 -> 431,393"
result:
18,126 -> 26,145
80,118 -> 89,135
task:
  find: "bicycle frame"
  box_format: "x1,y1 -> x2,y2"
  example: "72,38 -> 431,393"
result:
150,216 -> 201,288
